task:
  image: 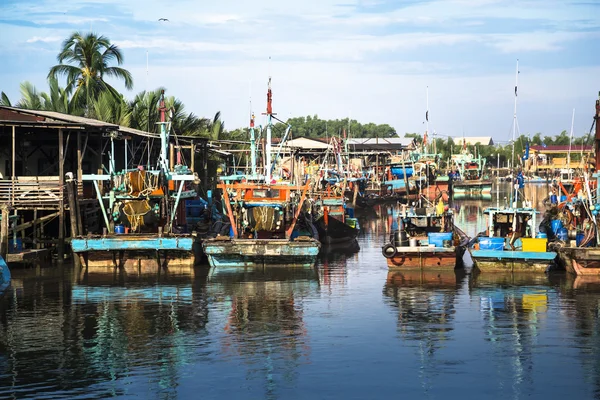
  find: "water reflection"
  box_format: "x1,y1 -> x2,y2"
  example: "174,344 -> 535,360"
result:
559,276 -> 600,398
208,267 -> 319,400
383,269 -> 466,392
0,267 -> 209,399
469,271 -> 560,398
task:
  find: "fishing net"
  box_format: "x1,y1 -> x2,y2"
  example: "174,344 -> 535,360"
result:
249,206 -> 281,231
127,170 -> 146,196
123,200 -> 152,232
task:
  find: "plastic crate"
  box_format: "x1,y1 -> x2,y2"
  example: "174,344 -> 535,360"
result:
427,232 -> 453,248
479,237 -> 505,251
521,238 -> 547,252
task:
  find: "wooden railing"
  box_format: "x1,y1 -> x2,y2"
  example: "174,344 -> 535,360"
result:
0,176 -> 64,207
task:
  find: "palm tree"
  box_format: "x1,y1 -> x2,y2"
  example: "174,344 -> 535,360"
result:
0,92 -> 11,106
92,91 -> 131,126
48,32 -> 133,114
40,76 -> 82,115
15,82 -> 44,110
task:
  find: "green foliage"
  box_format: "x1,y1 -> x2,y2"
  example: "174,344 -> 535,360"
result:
48,31 -> 133,113
274,115 -> 395,139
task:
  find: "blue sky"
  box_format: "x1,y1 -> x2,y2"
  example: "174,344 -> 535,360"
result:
0,0 -> 599,142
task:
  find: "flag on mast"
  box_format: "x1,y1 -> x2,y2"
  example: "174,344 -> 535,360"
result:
425,111 -> 429,122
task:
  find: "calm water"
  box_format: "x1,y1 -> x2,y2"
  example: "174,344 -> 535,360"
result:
2,183 -> 600,399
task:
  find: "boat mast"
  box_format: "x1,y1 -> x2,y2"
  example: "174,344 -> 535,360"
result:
250,110 -> 257,177
511,59 -> 519,169
158,89 -> 170,174
567,108 -> 575,180
264,76 -> 273,183
426,86 -> 429,154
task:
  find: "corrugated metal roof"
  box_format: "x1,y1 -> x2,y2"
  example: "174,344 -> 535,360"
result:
0,106 -> 159,138
531,145 -> 592,152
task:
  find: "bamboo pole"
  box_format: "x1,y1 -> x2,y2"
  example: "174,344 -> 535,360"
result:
0,205 -> 8,259
58,128 -> 65,263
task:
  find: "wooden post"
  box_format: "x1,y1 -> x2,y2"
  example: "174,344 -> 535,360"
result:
0,205 -> 8,259
77,132 -> 83,197
33,208 -> 38,249
66,173 -> 79,238
58,128 -> 65,263
203,142 -> 209,193
11,125 -> 15,207
190,140 -> 195,172
169,143 -> 175,171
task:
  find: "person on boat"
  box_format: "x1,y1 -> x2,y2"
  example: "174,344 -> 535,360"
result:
513,168 -> 525,206
448,167 -> 460,194
508,213 -> 531,250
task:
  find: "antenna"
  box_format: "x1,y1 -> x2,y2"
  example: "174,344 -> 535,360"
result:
568,108 -> 575,178
511,59 -> 520,169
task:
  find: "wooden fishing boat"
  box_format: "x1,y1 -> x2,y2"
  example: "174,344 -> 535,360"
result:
450,151 -> 492,196
382,201 -> 467,270
202,181 -> 320,268
313,182 -> 360,245
469,207 -> 558,273
202,78 -> 320,269
71,90 -> 200,269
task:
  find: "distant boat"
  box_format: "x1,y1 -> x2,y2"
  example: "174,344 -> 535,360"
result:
0,255 -> 11,296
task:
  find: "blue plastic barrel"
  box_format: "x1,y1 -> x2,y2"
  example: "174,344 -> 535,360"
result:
551,219 -> 563,234
557,227 -> 569,241
550,194 -> 558,204
560,195 -> 567,202
115,225 -> 125,234
346,207 -> 355,218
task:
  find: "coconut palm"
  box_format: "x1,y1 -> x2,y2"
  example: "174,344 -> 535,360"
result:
48,32 -> 133,113
40,76 -> 82,115
0,92 -> 11,106
92,91 -> 132,126
15,82 -> 44,110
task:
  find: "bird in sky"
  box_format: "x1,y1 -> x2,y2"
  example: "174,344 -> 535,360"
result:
158,18 -> 169,21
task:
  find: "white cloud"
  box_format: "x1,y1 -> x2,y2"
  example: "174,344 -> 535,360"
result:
26,36 -> 62,43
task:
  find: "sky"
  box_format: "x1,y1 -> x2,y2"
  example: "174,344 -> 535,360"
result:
0,0 -> 599,143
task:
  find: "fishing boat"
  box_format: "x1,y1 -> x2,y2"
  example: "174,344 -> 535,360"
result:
382,200 -> 467,270
548,96 -> 600,275
202,78 -> 321,269
313,179 -> 360,245
450,150 -> 493,196
0,255 -> 11,296
71,90 -> 200,269
468,207 -> 558,273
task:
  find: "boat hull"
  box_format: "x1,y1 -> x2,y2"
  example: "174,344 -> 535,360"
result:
202,238 -> 321,268
384,246 -> 464,270
452,180 -> 493,194
0,255 -> 10,296
72,234 -> 197,269
559,247 -> 600,276
469,249 -> 557,272
315,215 -> 359,245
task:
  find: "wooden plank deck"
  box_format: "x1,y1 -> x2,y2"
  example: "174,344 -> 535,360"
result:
6,249 -> 49,264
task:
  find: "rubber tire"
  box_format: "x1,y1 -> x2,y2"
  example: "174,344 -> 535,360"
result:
382,243 -> 397,259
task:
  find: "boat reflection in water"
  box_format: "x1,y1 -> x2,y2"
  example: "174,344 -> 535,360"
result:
559,275 -> 600,396
0,266 -> 210,399
383,269 -> 466,392
208,265 -> 319,399
469,271 -> 560,397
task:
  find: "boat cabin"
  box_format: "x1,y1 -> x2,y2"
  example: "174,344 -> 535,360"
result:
483,207 -> 537,240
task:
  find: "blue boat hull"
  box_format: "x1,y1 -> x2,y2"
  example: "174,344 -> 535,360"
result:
72,234 -> 197,269
0,255 -> 10,296
203,238 -> 320,268
469,249 -> 558,272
